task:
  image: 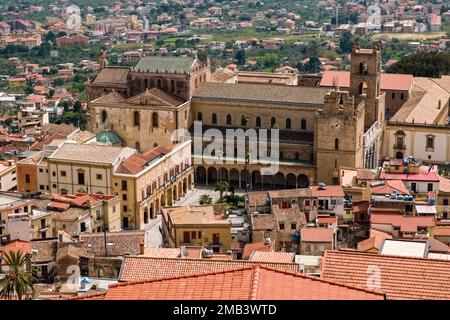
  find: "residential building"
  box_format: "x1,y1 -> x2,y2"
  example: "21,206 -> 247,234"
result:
321,249 -> 450,300
161,205 -> 231,252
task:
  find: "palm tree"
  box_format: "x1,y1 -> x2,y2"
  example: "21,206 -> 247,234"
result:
0,250 -> 35,300
215,180 -> 229,200
199,194 -> 212,205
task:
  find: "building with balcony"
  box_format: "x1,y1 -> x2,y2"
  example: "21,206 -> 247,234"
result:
161,205 -> 231,252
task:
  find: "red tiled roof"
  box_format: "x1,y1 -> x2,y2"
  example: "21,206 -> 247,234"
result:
320,71 -> 413,91
371,214 -> 434,232
318,216 -> 337,224
357,229 -> 392,252
116,145 -> 172,174
242,241 -> 273,259
119,256 -> 299,282
439,176 -> 450,193
310,185 -> 344,197
371,180 -> 410,195
321,250 -> 450,300
301,228 -> 334,243
47,201 -> 70,210
379,166 -> 439,182
67,265 -> 384,300
0,240 -> 31,255
434,226 -> 450,236
249,251 -> 294,263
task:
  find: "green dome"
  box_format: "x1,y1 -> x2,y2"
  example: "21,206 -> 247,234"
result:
96,130 -> 122,145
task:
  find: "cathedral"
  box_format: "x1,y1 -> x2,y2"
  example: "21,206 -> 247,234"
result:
87,44 -> 384,188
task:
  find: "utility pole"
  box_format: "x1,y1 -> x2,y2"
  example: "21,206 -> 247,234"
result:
103,225 -> 108,257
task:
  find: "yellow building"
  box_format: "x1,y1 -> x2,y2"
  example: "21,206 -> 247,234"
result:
46,143 -> 136,195
161,205 -> 231,252
112,140 -> 194,229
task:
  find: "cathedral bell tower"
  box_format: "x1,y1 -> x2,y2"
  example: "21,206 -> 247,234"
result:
315,90 -> 365,185
349,42 -> 385,130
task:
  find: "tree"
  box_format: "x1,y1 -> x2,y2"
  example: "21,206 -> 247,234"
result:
24,85 -> 33,95
215,180 -> 229,199
0,250 -> 35,300
235,49 -> 246,65
196,50 -> 208,64
44,31 -> 56,43
199,194 -> 212,205
174,38 -> 186,48
339,31 -> 354,54
73,100 -> 82,113
386,52 -> 450,78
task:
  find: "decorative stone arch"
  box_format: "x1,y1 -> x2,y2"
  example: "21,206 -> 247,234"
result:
229,169 -> 240,188
101,110 -> 107,123
207,167 -> 217,184
241,169 -> 250,190
219,167 -> 228,182
301,118 -> 307,130
286,118 -> 292,129
252,171 -> 262,190
286,173 -> 296,189
358,82 -> 368,96
298,174 -> 309,188
133,111 -> 140,126
274,172 -> 285,189
143,207 -> 149,224
152,112 -> 159,128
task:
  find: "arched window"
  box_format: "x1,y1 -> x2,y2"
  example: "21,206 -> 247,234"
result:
197,112 -> 203,121
171,80 -> 175,92
295,152 -> 299,161
152,112 -> 158,127
359,62 -> 368,74
212,113 -> 217,124
135,141 -> 140,152
101,110 -> 107,123
157,78 -> 162,88
335,138 -> 339,150
358,82 -> 367,96
133,111 -> 140,126
256,116 -> 261,127
144,78 -> 148,89
301,119 -> 306,130
286,118 -> 291,129
226,114 -> 232,125
391,92 -> 395,99
271,117 -> 276,127
401,93 -> 404,100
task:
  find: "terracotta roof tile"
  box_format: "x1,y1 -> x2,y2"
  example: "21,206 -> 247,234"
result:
301,228 -> 334,243
320,71 -> 413,91
242,241 -> 273,260
1,240 -> 31,255
69,265 -> 384,300
311,185 -> 344,197
249,251 -> 294,263
193,82 -> 329,106
80,230 -> 145,256
119,256 -> 299,282
434,226 -> 450,236
371,214 -> 435,232
321,250 -> 450,300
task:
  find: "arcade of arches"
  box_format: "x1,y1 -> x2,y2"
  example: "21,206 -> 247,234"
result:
135,170 -> 194,229
195,166 -> 312,190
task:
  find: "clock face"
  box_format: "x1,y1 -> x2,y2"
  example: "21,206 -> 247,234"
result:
331,119 -> 344,130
